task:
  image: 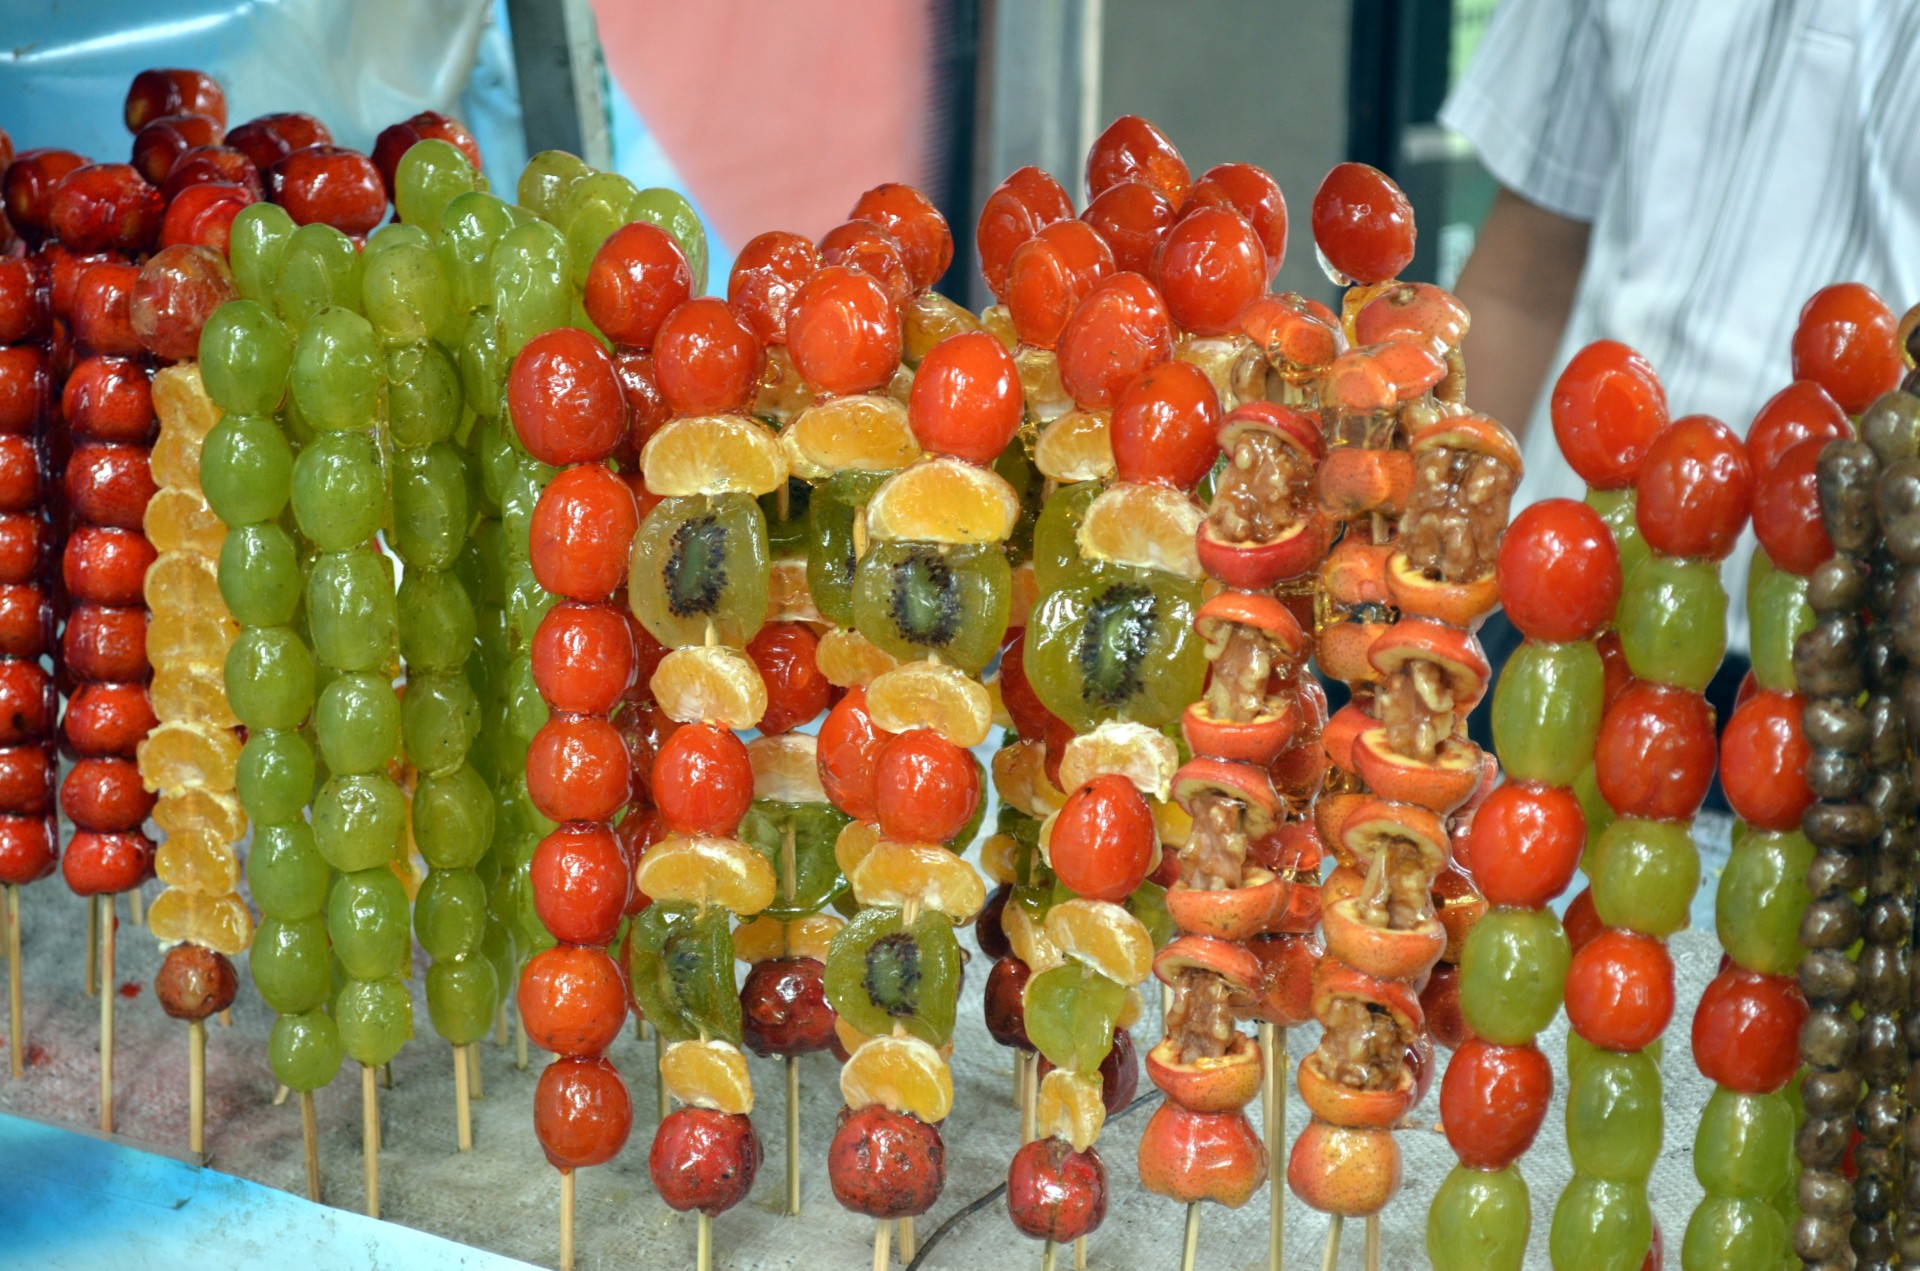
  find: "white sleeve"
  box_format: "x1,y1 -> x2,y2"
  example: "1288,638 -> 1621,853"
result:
1439,0 -> 1617,221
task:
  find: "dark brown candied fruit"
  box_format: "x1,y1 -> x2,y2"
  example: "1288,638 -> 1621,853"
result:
154,943 -> 238,1020
124,69 -> 227,133
984,955 -> 1032,1050
50,164 -> 164,256
3,150 -> 88,244
130,113 -> 223,186
827,1105 -> 946,1219
224,113 -> 332,174
650,1107 -> 761,1216
739,957 -> 835,1056
1007,1137 -> 1108,1242
1165,967 -> 1235,1062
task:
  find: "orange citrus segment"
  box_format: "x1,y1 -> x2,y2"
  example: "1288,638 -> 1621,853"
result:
754,345 -> 817,425
1033,409 -> 1116,483
1076,482 -> 1205,580
147,605 -> 240,671
839,1034 -> 954,1123
765,558 -> 819,623
150,664 -> 239,730
979,303 -> 1018,351
1153,797 -> 1193,850
1004,901 -> 1064,974
835,1014 -> 876,1058
866,457 -> 1019,545
903,291 -> 983,365
732,914 -> 843,964
1118,985 -> 1145,1031
642,414 -> 788,497
1015,345 -> 1073,423
153,787 -> 247,843
147,889 -> 252,957
661,1039 -> 754,1115
1036,1068 -> 1107,1152
978,832 -> 1021,886
152,364 -> 222,444
1058,720 -> 1180,800
991,739 -> 1065,818
1008,561 -> 1038,629
865,659 -> 993,748
650,645 -> 768,729
156,827 -> 240,895
747,733 -> 826,804
1044,898 -> 1154,986
815,626 -> 899,688
635,833 -> 778,916
848,840 -> 985,920
144,487 -> 226,556
137,721 -> 242,793
834,819 -> 883,878
780,394 -> 920,480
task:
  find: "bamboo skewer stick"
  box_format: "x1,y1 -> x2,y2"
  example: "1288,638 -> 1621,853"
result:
655,1029 -> 668,1121
128,885 -> 144,929
300,1091 -> 321,1202
786,1053 -> 801,1216
99,896 -> 114,1133
1018,1050 -> 1038,1144
454,1044 -> 473,1151
697,1212 -> 713,1271
188,1020 -> 206,1155
361,1064 -> 380,1218
1075,1236 -> 1087,1270
1321,1219 -> 1343,1271
559,1169 -> 575,1271
898,1215 -> 915,1263
84,894 -> 98,997
1364,1215 -> 1379,1271
1262,1021 -> 1287,1271
218,1008 -> 231,1028
469,1041 -> 483,1100
517,1011 -> 529,1070
873,1221 -> 891,1271
272,1082 -> 290,1106
1042,1238 -> 1057,1271
1180,1202 -> 1201,1271
6,885 -> 20,1079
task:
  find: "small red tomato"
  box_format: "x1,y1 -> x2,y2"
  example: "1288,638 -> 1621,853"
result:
125,69 -> 227,133
61,606 -> 148,682
507,327 -> 629,467
997,632 -> 1060,743
746,622 -> 832,735
1185,162 -> 1287,276
1564,886 -> 1604,955
1718,689 -> 1813,831
1310,162 -> 1414,285
611,348 -> 671,456
1057,272 -> 1176,409
1792,281 -> 1901,415
740,956 -> 837,1056
1593,681 -> 1717,822
50,164 -> 164,256
1420,961 -> 1472,1051
531,823 -> 631,946
584,222 -> 692,350
0,815 -> 55,885
1465,781 -> 1585,910
532,601 -> 637,716
1439,1039 -> 1552,1170
530,464 -> 637,602
652,297 -> 763,416
66,442 -> 156,530
1047,773 -> 1157,902
849,182 -> 953,293
62,682 -> 156,758
727,231 -> 822,345
1495,499 -> 1622,643
1595,631 -> 1632,712
1110,360 -> 1221,490
526,714 -> 632,824
1151,205 -> 1267,336
370,110 -> 482,197
224,112 -> 332,174
785,265 -> 901,396
828,1106 -> 945,1219
1690,966 -> 1806,1094
518,944 -> 628,1056
534,1054 -> 633,1169
1634,415 -> 1753,560
1750,435 -> 1834,577
907,330 -> 1023,463
651,1108 -> 762,1216
266,145 -> 386,236
1006,219 -> 1114,350
62,829 -> 153,896
1565,928 -> 1673,1053
819,219 -> 913,307
1745,379 -> 1850,474
873,729 -> 979,844
651,723 -> 753,836
1086,116 -> 1190,204
815,687 -> 894,823
977,165 -> 1076,302
1007,1137 -> 1108,1242
1081,179 -> 1177,276
1550,341 -> 1669,491
59,756 -> 155,832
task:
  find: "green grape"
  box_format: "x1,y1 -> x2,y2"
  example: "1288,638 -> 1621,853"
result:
290,307 -> 380,431
1586,487 -> 1650,593
290,431 -> 384,552
218,523 -> 301,627
1574,761 -> 1613,860
237,729 -> 317,825
1590,817 -> 1699,938
473,414 -> 519,514
558,171 -> 639,285
629,186 -> 708,294
425,958 -> 498,1046
737,800 -> 851,919
500,665 -> 547,768
276,223 -> 364,327
1746,551 -> 1812,695
1024,961 -> 1127,1073
328,869 -> 412,980
229,202 -> 297,303
385,343 -> 463,448
481,920 -> 515,1001
199,300 -> 291,415
1427,1164 -> 1530,1271
397,568 -> 478,674
628,903 -> 741,1043
367,223 -> 432,256
489,219 -> 571,356
994,434 -> 1043,565
1457,907 -> 1570,1046
517,150 -> 593,223
804,477 -> 884,627
395,138 -> 479,236
1489,640 -> 1605,786
441,190 -> 523,314
1127,880 -> 1175,949
416,866 -> 489,961
853,541 -> 1011,675
201,414 -> 293,527
314,672 -> 402,775
413,765 -> 495,870
363,239 -> 454,345
759,479 -> 811,557
1717,830 -> 1813,977
824,908 -> 962,1046
306,551 -> 399,673
501,451 -> 557,547
391,443 -> 472,570
269,1008 -> 344,1092
1681,1196 -> 1786,1271
335,976 -> 413,1067
312,773 -> 407,872
951,752 -> 989,849
1616,554 -> 1727,692
632,493 -> 770,649
1025,565 -> 1204,732
1694,1088 -> 1793,1198
402,673 -> 481,778
458,307 -> 507,414
225,626 -> 316,731
1566,1049 -> 1662,1182
1551,1176 -> 1654,1271
251,915 -> 333,1013
247,822 -> 329,919
1032,480 -> 1103,593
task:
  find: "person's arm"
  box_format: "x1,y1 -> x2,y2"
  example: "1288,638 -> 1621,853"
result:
1452,186 -> 1593,439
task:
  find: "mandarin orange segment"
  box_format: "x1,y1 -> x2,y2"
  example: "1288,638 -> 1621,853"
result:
650,645 -> 768,729
1008,560 -> 1038,629
635,833 -> 779,916
834,819 -> 883,878
1033,408 -> 1117,483
1118,985 -> 1145,1030
156,828 -> 241,895
149,426 -> 204,493
839,1034 -> 954,1123
137,721 -> 243,793
979,832 -> 1021,886
150,664 -> 240,730
661,1039 -> 755,1115
1153,797 -> 1194,850
747,733 -> 827,804
1036,1068 -> 1107,1152
784,913 -> 847,963
847,839 -> 986,920
765,558 -> 820,623
144,487 -> 226,557
985,675 -> 1014,733
815,626 -> 900,688
1076,482 -> 1205,580
903,291 -> 983,365
1015,345 -> 1073,423
1058,720 -> 1180,800
779,394 -> 920,480
144,551 -> 225,617
835,1014 -> 877,1059
732,915 -> 787,964
152,786 -> 247,843
865,457 -> 1020,545
865,658 -> 993,748
147,890 -> 253,957
152,364 -> 223,444
1004,901 -> 1064,974
1044,898 -> 1154,986
992,739 -> 1066,818
147,605 -> 240,670
754,345 -> 818,424
642,413 -> 788,497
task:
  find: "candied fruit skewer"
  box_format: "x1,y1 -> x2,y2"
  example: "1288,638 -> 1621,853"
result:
374,131 -> 500,1151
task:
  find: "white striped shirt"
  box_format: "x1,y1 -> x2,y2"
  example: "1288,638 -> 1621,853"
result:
1442,0 -> 1920,652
